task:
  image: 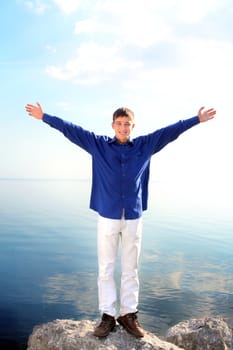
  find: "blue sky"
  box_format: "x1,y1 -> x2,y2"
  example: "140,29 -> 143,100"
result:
0,0 -> 232,193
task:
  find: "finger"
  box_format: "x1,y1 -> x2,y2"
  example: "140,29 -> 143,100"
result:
36,102 -> 41,109
25,106 -> 32,112
198,106 -> 205,115
206,108 -> 216,114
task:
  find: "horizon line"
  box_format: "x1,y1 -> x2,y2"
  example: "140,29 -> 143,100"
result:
0,177 -> 91,181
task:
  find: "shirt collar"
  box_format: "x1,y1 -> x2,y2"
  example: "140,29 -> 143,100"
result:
108,136 -> 134,145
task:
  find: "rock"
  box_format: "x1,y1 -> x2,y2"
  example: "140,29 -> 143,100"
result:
27,318 -> 184,350
166,316 -> 233,350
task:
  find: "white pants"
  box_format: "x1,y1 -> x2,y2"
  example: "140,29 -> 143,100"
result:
97,215 -> 142,317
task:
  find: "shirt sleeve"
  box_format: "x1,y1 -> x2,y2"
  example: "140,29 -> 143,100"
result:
42,113 -> 97,154
145,116 -> 200,154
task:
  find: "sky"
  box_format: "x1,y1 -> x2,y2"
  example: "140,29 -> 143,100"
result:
0,0 -> 232,196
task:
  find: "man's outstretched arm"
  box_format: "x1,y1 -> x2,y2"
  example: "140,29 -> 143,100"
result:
25,102 -> 44,120
25,102 -> 97,153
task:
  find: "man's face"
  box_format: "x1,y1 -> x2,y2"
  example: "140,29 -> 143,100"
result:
112,116 -> 135,144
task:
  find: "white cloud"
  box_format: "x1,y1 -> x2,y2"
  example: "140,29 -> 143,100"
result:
45,0 -> 233,91
94,0 -> 220,29
24,0 -> 49,14
116,11 -> 172,48
184,39 -> 233,69
166,0 -> 220,23
46,42 -> 143,84
46,34 -> 233,90
52,0 -> 81,14
91,0 -> 173,48
24,0 -> 82,14
75,19 -> 96,34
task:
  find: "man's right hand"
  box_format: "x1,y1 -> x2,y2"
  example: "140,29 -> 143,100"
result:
25,102 -> 44,120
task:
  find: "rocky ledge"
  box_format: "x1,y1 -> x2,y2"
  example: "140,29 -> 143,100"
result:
27,319 -> 183,350
166,316 -> 233,350
27,316 -> 233,350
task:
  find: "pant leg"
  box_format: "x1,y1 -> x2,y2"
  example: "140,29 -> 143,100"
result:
97,215 -> 121,317
120,217 -> 142,316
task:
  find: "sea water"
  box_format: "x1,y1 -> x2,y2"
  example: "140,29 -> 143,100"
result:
0,179 -> 232,349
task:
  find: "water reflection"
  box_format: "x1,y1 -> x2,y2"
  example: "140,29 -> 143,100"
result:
139,260 -> 233,334
42,272 -> 98,318
41,258 -> 233,336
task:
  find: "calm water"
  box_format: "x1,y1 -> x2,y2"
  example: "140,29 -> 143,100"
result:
0,179 -> 232,349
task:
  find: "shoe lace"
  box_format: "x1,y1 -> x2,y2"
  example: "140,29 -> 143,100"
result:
126,312 -> 140,324
127,312 -> 141,327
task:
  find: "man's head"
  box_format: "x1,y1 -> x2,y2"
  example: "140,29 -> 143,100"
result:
112,107 -> 135,144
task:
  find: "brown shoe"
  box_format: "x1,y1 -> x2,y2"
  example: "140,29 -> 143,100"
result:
117,312 -> 145,338
93,313 -> 116,337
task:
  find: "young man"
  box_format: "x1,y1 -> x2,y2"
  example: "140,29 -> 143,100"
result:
25,103 -> 216,338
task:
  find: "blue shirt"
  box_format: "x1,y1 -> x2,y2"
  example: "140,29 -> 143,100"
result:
43,113 -> 199,219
